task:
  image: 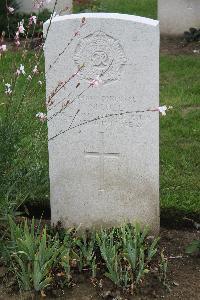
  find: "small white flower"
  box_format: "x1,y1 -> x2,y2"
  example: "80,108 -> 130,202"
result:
5,83 -> 11,88
5,83 -> 12,95
27,75 -> 32,80
16,64 -> 25,76
36,112 -> 47,122
19,64 -> 25,75
8,6 -> 14,14
158,105 -> 173,116
33,65 -> 38,74
38,80 -> 42,85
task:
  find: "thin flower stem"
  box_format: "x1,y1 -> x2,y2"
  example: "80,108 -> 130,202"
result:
30,23 -> 37,47
6,0 -> 10,39
45,0 -> 58,38
48,93 -> 72,112
47,81 -> 91,122
45,19 -> 86,75
47,59 -> 114,121
46,65 -> 84,109
67,109 -> 80,130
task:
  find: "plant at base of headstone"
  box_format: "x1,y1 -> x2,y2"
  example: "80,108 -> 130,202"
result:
59,248 -> 72,288
74,232 -> 97,277
97,228 -> 128,288
158,250 -> 169,291
7,217 -> 64,293
121,223 -> 159,285
4,217 -> 168,295
184,28 -> 200,42
96,224 -> 162,291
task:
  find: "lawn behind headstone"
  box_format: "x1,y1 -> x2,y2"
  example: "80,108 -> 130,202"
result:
74,0 -> 157,19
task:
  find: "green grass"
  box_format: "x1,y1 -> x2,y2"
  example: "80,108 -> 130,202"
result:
100,0 -> 157,19
74,0 -> 157,19
0,51 -> 48,204
160,55 -> 200,212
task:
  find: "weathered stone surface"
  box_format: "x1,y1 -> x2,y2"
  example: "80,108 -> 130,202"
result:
17,0 -> 72,14
44,13 -> 160,232
158,0 -> 200,36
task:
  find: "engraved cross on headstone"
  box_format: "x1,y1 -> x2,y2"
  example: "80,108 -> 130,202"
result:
85,132 -> 120,192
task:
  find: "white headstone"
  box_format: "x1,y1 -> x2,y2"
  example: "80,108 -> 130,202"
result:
44,13 -> 160,233
17,0 -> 72,14
158,0 -> 200,36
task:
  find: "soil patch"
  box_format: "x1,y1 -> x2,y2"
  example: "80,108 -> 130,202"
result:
161,208 -> 200,230
0,228 -> 199,300
160,36 -> 200,55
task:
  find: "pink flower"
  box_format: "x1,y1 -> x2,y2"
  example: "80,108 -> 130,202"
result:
15,40 -> 20,47
36,112 -> 47,122
16,69 -> 20,76
18,20 -> 25,34
2,44 -> 6,51
29,16 -> 37,25
0,44 -> 6,52
90,75 -> 103,87
14,31 -> 20,46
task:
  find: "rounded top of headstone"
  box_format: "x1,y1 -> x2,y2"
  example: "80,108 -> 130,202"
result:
44,13 -> 159,28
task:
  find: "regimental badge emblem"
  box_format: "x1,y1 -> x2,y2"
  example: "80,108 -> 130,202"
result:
74,31 -> 127,84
